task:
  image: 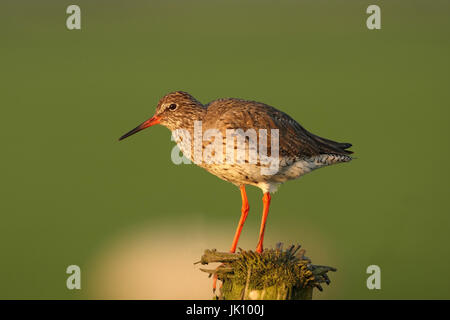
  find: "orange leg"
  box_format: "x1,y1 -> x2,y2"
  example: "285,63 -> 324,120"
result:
256,192 -> 271,253
213,185 -> 250,293
230,185 -> 250,253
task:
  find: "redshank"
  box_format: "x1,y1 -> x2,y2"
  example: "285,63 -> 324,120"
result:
119,91 -> 352,255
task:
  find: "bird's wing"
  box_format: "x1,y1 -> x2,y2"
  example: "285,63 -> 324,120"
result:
204,98 -> 352,158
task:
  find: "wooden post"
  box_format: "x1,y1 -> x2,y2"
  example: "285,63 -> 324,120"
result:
197,243 -> 336,300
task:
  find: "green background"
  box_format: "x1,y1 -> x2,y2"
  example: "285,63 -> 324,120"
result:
1,0 -> 449,299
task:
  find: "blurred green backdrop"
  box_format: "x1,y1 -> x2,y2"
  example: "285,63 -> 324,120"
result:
1,0 -> 449,299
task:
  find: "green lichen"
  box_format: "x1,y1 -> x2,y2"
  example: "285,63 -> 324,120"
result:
199,243 -> 336,300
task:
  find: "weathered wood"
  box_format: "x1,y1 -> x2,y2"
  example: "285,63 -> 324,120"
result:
198,243 -> 336,300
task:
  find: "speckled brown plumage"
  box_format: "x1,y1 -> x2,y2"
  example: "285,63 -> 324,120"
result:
147,91 -> 353,192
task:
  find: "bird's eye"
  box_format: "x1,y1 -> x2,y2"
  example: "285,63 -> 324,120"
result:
168,103 -> 177,111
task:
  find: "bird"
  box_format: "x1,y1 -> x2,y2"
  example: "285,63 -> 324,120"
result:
119,91 -> 352,256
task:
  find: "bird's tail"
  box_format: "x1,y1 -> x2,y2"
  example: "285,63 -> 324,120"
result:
310,134 -> 353,155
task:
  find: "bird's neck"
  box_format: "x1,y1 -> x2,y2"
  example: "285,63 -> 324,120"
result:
167,104 -> 207,132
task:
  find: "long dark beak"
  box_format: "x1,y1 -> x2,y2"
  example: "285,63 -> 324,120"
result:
118,115 -> 161,141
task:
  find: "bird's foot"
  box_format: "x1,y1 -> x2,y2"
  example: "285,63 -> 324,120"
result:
212,274 -> 219,293
212,263 -> 224,296
256,243 -> 264,254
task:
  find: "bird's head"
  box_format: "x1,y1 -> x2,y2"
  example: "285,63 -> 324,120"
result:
119,91 -> 205,141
